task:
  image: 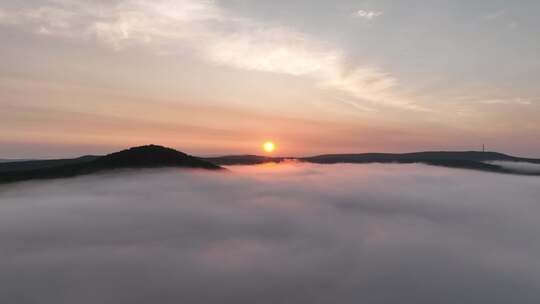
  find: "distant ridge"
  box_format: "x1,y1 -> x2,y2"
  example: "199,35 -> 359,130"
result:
0,156 -> 98,173
0,145 -> 223,184
0,159 -> 33,163
204,155 -> 286,166
2,148 -> 540,184
205,151 -> 540,165
204,151 -> 540,176
302,151 -> 540,164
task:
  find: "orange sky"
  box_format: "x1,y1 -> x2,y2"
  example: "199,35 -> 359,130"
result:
1,0 -> 539,158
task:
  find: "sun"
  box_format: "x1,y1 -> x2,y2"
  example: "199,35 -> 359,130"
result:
262,141 -> 275,153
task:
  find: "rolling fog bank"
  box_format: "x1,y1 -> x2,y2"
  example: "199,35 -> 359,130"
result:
1,163 -> 540,303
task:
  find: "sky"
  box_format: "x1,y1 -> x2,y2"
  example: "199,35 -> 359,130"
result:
2,163 -> 540,303
1,0 -> 539,158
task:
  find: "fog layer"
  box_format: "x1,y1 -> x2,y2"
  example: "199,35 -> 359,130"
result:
489,161 -> 540,174
1,163 -> 540,304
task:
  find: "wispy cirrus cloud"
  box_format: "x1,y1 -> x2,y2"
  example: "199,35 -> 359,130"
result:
0,0 -> 415,110
479,98 -> 533,105
353,10 -> 384,20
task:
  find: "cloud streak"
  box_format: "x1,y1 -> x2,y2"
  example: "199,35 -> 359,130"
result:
0,0 -> 414,110
353,10 -> 384,20
1,163 -> 540,303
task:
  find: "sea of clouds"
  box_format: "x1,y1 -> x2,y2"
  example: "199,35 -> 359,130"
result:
1,162 -> 540,304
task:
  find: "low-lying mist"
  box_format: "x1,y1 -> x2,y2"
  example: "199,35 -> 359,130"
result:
489,160 -> 540,174
1,163 -> 540,304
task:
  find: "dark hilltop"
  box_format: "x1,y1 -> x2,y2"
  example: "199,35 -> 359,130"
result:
0,145 -> 223,184
2,146 -> 540,184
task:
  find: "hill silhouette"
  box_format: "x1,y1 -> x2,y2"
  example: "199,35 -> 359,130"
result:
204,151 -> 540,175
2,148 -> 540,184
204,155 -> 286,165
302,151 -> 540,164
0,155 -> 98,173
0,145 -> 222,184
94,145 -> 220,169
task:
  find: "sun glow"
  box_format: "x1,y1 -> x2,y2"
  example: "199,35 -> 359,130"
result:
263,141 -> 275,153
